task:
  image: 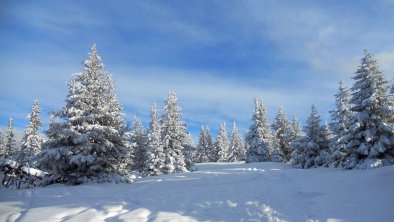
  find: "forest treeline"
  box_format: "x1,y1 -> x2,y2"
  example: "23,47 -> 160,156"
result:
1,45 -> 393,185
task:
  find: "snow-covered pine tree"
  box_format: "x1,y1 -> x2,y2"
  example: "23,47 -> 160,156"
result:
18,100 -> 43,166
315,122 -> 334,166
228,122 -> 245,161
330,81 -> 352,135
215,122 -> 230,162
4,118 -> 16,159
391,80 -> 394,94
245,97 -> 275,163
131,115 -> 148,172
0,129 -> 4,158
341,50 -> 394,169
196,126 -> 214,163
329,81 -> 353,167
160,92 -> 189,173
39,44 -> 130,184
291,115 -> 303,141
292,105 -> 328,168
288,115 -> 302,163
272,106 -> 293,162
183,132 -> 196,171
144,104 -> 165,176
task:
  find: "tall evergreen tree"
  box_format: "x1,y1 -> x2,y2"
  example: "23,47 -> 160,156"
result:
131,115 -> 148,171
329,81 -> 353,167
245,97 -> 275,163
228,122 -> 245,161
40,44 -> 130,184
4,118 -> 16,159
291,115 -> 303,141
216,122 -> 230,162
292,105 -> 328,168
0,129 -> 4,158
272,106 -> 293,162
330,81 -> 353,135
19,100 -> 43,166
160,92 -> 189,173
145,104 -> 165,176
196,126 -> 214,163
341,50 -> 394,169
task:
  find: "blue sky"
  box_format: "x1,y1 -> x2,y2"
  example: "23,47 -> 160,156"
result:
1,0 -> 394,140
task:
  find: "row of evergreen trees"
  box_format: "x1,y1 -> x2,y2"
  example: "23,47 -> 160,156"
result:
1,46 -> 394,185
0,101 -> 43,166
0,45 -> 195,184
242,49 -> 394,169
195,122 -> 246,163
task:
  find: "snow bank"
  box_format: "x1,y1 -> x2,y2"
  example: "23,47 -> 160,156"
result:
1,162 -> 393,221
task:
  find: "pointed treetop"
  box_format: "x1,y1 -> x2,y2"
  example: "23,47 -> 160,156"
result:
85,43 -> 103,70
254,96 -> 262,108
150,104 -> 158,118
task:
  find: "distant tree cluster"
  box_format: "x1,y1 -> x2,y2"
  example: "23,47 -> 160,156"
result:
0,101 -> 43,168
1,46 -> 393,187
195,121 -> 246,163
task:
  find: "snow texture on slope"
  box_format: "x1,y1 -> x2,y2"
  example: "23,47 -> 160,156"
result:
1,162 -> 393,222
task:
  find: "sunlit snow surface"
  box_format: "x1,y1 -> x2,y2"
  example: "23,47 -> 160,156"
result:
1,162 -> 393,222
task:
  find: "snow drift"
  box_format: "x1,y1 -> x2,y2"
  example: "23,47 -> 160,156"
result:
1,162 -> 393,222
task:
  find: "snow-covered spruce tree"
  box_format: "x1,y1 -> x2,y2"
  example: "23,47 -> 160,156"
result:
215,122 -> 230,162
272,106 -> 293,162
245,97 -> 275,163
196,126 -> 214,163
288,115 -> 302,163
316,123 -> 334,166
131,115 -> 148,172
341,50 -> 394,169
291,115 -> 303,141
183,132 -> 196,171
144,104 -> 165,176
4,118 -> 16,159
160,92 -> 189,173
228,122 -> 245,161
39,44 -> 130,184
18,100 -> 43,166
391,80 -> 394,94
329,81 -> 353,167
0,129 -> 4,158
292,105 -> 329,168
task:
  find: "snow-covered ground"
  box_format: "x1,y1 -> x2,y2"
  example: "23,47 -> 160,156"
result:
1,162 -> 393,222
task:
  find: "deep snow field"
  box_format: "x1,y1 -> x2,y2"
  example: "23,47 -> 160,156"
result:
1,162 -> 393,222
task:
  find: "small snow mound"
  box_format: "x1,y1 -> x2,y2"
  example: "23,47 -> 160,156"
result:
355,158 -> 383,169
226,200 -> 238,208
246,167 -> 265,172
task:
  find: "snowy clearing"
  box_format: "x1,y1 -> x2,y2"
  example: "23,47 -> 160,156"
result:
1,162 -> 393,222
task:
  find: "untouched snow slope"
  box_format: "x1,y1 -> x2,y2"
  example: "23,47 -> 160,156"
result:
1,162 -> 393,222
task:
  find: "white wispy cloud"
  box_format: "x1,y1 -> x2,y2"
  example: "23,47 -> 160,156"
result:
2,0 -> 394,137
